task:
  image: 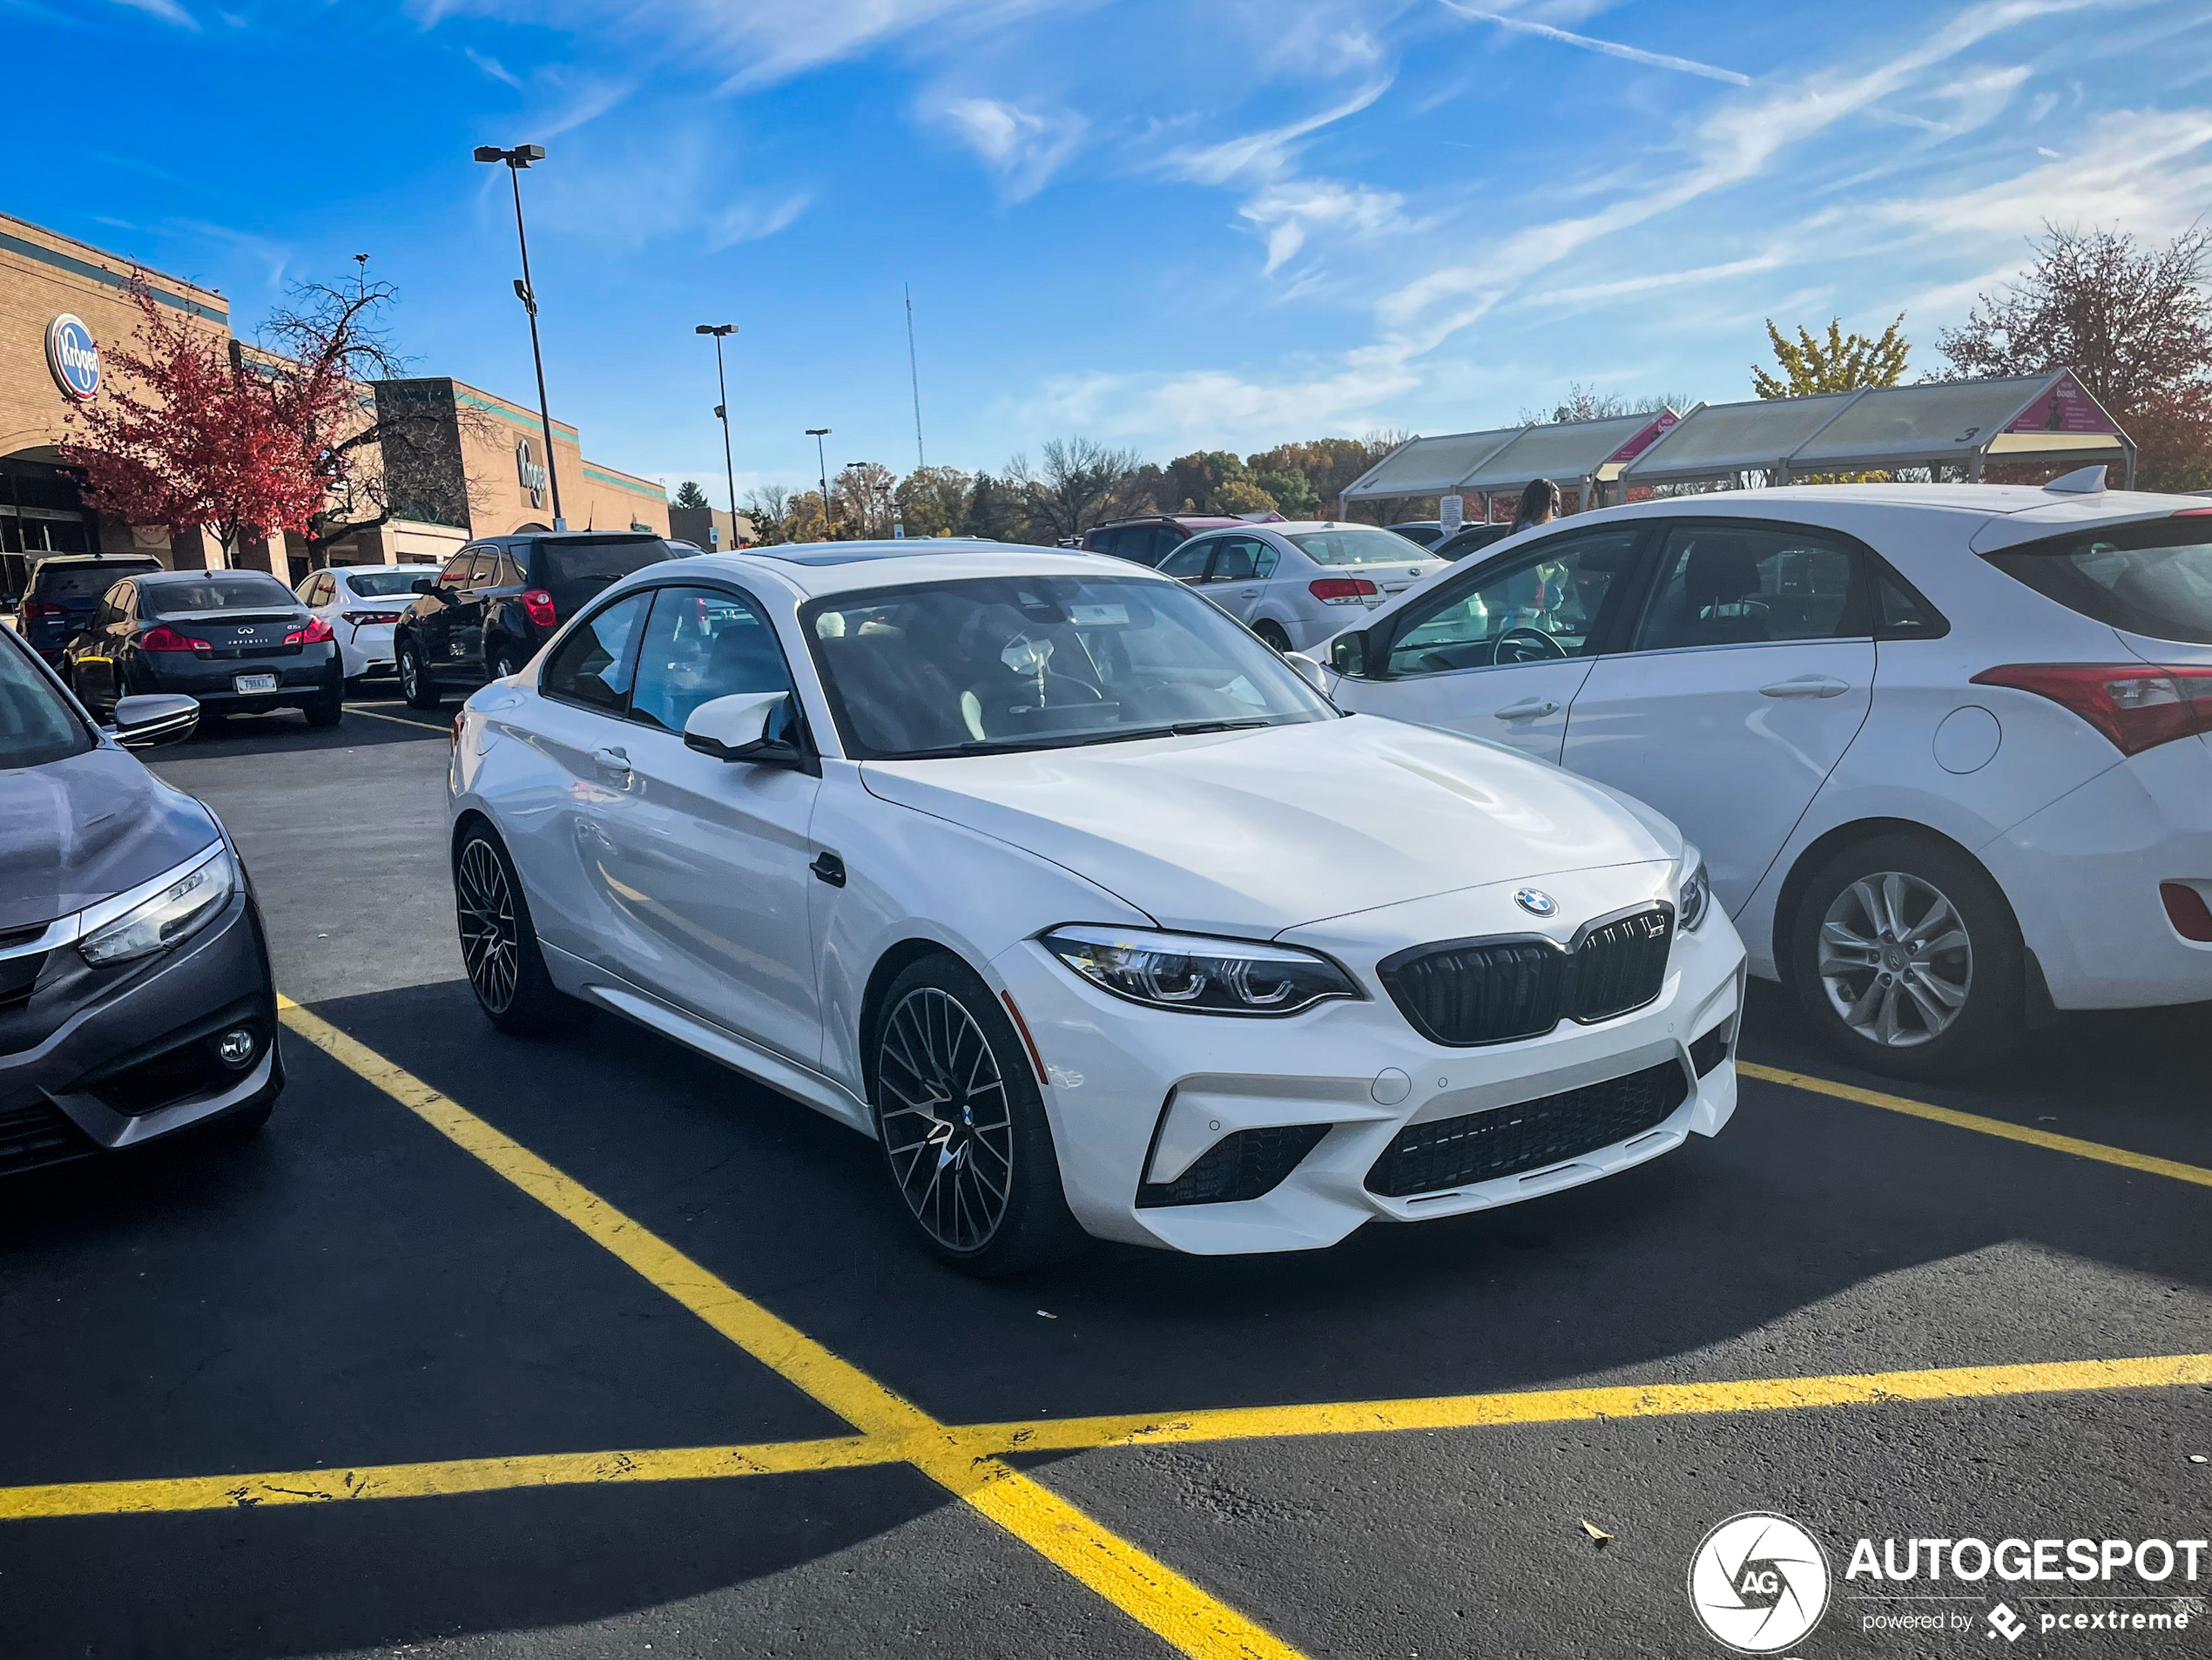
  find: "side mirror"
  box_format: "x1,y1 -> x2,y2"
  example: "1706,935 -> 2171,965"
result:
110,693 -> 199,749
411,577 -> 435,595
1329,629 -> 1369,678
1283,651 -> 1328,692
684,690 -> 806,768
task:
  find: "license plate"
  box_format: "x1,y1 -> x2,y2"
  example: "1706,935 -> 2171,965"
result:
233,672 -> 279,693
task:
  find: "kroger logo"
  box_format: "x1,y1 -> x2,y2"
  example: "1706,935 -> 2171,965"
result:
45,314 -> 100,402
516,439 -> 548,509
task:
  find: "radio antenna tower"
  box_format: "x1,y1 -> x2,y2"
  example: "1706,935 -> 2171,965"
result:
905,284 -> 926,471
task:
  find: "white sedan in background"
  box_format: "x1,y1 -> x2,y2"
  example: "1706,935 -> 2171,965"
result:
448,541 -> 1742,1272
1320,477 -> 2212,1080
296,563 -> 441,688
1156,521 -> 1447,654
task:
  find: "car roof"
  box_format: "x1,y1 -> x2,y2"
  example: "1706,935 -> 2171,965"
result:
653,539 -> 1163,599
30,553 -> 159,568
138,567 -> 293,584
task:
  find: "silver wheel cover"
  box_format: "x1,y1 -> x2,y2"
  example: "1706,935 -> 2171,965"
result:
877,987 -> 1015,1252
456,839 -> 520,1014
1817,870 -> 1973,1048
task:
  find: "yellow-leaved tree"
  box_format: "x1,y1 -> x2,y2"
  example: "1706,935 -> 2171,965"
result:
1751,315 -> 1910,399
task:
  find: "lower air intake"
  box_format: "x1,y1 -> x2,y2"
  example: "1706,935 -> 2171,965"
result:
1138,1123 -> 1331,1208
1363,1060 -> 1689,1198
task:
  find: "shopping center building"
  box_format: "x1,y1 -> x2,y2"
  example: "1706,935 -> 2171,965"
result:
1,210 -> 667,597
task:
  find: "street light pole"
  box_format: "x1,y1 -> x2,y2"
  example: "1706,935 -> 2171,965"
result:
474,143 -> 564,530
806,428 -> 831,540
695,325 -> 739,535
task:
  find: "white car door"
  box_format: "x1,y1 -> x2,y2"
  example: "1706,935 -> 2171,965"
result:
1327,525 -> 1642,765
1561,518 -> 1877,916
580,583 -> 824,1064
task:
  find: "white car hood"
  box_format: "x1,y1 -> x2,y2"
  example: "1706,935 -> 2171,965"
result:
859,715 -> 1677,937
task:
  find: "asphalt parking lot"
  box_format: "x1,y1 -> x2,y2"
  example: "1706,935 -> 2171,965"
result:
4,698 -> 2209,1659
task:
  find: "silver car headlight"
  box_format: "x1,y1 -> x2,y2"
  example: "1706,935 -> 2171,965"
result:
1041,925 -> 1360,1016
1676,845 -> 1711,933
78,845 -> 236,967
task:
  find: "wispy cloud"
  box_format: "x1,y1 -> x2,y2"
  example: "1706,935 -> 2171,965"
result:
707,192 -> 813,249
464,45 -> 523,89
107,0 -> 197,25
1241,179 -> 1412,274
1437,0 -> 1751,85
1157,79 -> 1391,186
936,97 -> 1089,201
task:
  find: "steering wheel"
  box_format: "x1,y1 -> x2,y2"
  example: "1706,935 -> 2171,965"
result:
1494,625 -> 1568,665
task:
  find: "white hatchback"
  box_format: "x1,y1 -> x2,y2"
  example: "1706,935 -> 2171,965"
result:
297,563 -> 442,685
1156,521 -> 1447,654
1320,481 -> 2212,1080
447,541 -> 1742,1272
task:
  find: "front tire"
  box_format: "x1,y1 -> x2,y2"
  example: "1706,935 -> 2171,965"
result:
399,640 -> 442,709
1253,620 -> 1292,653
870,955 -> 1084,1276
1788,831 -> 2024,1081
454,825 -> 575,1036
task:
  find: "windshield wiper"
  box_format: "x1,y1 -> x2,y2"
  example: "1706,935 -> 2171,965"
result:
1077,718 -> 1278,746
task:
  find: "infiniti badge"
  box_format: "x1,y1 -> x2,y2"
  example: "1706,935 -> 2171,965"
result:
1514,888 -> 1557,917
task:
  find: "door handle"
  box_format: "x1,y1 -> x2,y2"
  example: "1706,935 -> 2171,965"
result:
592,746 -> 631,773
1758,677 -> 1851,698
811,851 -> 847,887
1239,589 -> 1259,597
1494,698 -> 1561,720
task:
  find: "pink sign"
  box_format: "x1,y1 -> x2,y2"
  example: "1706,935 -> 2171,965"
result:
2006,374 -> 2121,435
1606,408 -> 1680,466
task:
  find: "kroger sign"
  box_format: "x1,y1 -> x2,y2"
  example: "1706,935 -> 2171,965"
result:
45,314 -> 101,402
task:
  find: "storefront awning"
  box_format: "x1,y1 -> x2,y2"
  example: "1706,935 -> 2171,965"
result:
1341,411 -> 1681,503
1339,428 -> 1525,501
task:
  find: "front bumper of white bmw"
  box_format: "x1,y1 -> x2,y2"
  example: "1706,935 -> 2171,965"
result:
992,860 -> 1745,1255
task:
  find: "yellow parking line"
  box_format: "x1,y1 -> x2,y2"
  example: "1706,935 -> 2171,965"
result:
1739,1062 -> 2212,1190
343,705 -> 448,733
273,996 -> 1305,1660
0,1436 -> 884,1522
957,1352 -> 2212,1455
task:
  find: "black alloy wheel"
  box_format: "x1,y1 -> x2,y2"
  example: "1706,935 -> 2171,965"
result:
399,640 -> 442,709
454,827 -> 571,1035
490,644 -> 526,682
871,955 -> 1082,1275
1253,620 -> 1292,653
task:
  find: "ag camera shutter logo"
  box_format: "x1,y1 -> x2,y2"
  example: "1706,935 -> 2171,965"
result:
1688,1513 -> 1831,1653
45,314 -> 101,402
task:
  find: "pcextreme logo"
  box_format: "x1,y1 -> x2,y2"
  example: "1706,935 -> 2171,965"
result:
1688,1512 -> 1832,1653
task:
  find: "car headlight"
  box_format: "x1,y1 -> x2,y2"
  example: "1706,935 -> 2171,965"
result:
78,845 -> 235,966
1676,845 -> 1710,933
1041,925 -> 1360,1016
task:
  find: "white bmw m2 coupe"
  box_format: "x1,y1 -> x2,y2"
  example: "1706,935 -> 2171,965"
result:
446,541 -> 1743,1272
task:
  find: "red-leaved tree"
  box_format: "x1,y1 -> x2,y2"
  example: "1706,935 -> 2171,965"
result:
61,276 -> 334,565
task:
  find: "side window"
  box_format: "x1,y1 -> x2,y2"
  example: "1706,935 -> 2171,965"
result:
313,574 -> 336,606
1630,523 -> 1865,651
467,553 -> 497,588
1876,567 -> 1948,638
1253,539 -> 1279,579
439,551 -> 475,587
1088,528 -> 1123,559
495,554 -> 525,587
1384,530 -> 1640,678
541,591 -> 650,714
1157,536 -> 1216,581
627,585 -> 794,734
1208,537 -> 1262,583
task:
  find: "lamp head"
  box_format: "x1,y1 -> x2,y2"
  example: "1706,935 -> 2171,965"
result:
472,145 -> 505,164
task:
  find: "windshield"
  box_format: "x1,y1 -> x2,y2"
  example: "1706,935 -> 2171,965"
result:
341,569 -> 428,598
803,574 -> 1336,759
1986,521 -> 2212,645
0,635 -> 93,769
535,537 -> 673,613
143,574 -> 299,615
31,562 -> 158,600
1288,527 -> 1440,566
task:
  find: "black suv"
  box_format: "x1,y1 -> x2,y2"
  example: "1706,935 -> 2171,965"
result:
1079,516 -> 1249,569
16,553 -> 164,664
394,531 -> 680,708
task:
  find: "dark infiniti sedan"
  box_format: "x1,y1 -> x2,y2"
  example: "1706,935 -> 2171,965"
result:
63,568 -> 343,728
1,629 -> 281,1176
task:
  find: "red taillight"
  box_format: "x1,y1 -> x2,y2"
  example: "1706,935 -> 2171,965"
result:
522,589 -> 557,628
141,625 -> 211,655
2161,882 -> 2212,941
22,601 -> 64,619
341,610 -> 402,626
451,712 -> 466,752
2173,507 -> 2212,517
1971,663 -> 2212,757
285,616 -> 335,645
1309,577 -> 1379,604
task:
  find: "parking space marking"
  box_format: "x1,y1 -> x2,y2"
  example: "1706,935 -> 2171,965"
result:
343,705 -> 448,733
1740,1062 -> 2212,1190
0,1437 -> 884,1522
956,1352 -> 2212,1455
273,996 -> 1307,1660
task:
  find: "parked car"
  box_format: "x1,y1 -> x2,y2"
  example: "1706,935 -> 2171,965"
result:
447,538 -> 1742,1272
62,569 -> 342,729
1080,516 -> 1248,569
1319,480 -> 2212,1080
0,627 -> 280,1178
296,562 -> 441,690
395,530 -> 679,709
1155,521 -> 1448,653
1386,521 -> 1447,548
15,553 -> 163,664
1432,523 -> 1517,562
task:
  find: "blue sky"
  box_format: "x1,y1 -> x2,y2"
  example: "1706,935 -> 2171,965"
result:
5,0 -> 2210,500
